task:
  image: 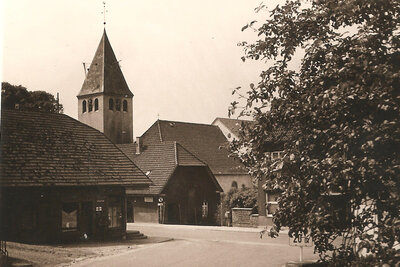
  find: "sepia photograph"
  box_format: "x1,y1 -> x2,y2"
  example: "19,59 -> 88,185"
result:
1,0 -> 399,266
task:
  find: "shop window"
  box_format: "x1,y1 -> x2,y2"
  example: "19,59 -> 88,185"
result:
94,98 -> 99,111
109,98 -> 114,110
88,99 -> 93,112
116,99 -> 121,111
266,192 -> 279,217
62,202 -> 78,232
82,100 -> 87,113
123,100 -> 128,112
108,198 -> 122,228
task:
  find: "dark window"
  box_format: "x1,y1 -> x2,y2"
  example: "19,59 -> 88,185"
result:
231,181 -> 238,189
271,151 -> 283,160
109,98 -> 114,110
116,99 -> 121,111
88,99 -> 93,112
266,192 -> 279,217
123,100 -> 128,112
82,100 -> 87,113
324,194 -> 351,229
62,202 -> 78,232
94,98 -> 99,111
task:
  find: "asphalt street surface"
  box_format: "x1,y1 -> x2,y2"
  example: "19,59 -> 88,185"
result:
71,223 -> 318,267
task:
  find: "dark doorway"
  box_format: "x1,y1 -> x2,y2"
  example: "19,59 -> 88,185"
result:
127,200 -> 134,223
166,203 -> 180,224
80,202 -> 93,237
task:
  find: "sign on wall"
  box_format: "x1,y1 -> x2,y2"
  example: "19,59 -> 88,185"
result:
144,197 -> 154,203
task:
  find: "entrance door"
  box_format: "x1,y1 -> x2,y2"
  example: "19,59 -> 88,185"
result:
166,203 -> 180,224
80,202 -> 93,237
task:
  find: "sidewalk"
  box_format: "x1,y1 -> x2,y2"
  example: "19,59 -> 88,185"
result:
129,222 -> 289,235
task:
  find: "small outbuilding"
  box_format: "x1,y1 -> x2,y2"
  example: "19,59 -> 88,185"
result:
119,141 -> 223,225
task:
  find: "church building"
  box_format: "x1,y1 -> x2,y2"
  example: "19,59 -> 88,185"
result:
77,30 -> 224,225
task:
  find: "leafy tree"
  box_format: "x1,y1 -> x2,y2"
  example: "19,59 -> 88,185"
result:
231,0 -> 400,265
1,82 -> 63,113
223,186 -> 258,211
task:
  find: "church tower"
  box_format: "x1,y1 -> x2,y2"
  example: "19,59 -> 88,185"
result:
77,30 -> 133,144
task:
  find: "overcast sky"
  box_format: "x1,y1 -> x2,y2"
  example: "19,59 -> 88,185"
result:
2,0 -> 283,136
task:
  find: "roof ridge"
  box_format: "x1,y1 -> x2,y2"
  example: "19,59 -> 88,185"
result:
158,119 -> 220,127
215,117 -> 254,122
157,119 -> 163,142
174,141 -> 178,165
101,29 -> 105,93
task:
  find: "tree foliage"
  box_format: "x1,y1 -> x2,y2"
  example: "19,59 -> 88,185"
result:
231,0 -> 400,265
1,82 -> 63,113
223,186 -> 258,210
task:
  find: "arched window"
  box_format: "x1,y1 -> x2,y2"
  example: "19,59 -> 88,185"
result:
116,99 -> 121,111
123,100 -> 128,112
82,100 -> 87,113
109,98 -> 114,110
88,99 -> 93,112
94,98 -> 99,111
231,181 -> 238,189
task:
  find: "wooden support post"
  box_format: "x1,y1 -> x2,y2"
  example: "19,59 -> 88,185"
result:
178,204 -> 182,224
300,246 -> 303,262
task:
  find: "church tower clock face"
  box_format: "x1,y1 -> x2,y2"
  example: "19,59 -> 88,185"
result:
77,30 -> 134,144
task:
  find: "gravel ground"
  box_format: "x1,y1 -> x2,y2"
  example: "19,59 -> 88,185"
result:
6,237 -> 171,267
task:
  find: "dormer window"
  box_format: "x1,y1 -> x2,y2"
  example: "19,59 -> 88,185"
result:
109,98 -> 114,110
88,99 -> 93,112
116,99 -> 121,111
123,100 -> 128,112
94,98 -> 99,111
82,100 -> 87,113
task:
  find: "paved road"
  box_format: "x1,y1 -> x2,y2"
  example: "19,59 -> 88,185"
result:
72,223 -> 319,267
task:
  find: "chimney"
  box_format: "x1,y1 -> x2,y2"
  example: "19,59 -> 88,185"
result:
14,103 -> 20,110
136,137 -> 141,154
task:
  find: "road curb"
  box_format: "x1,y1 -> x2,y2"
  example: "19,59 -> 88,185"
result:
128,223 -> 290,235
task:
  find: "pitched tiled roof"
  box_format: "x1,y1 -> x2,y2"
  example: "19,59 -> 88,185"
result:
214,117 -> 293,143
77,30 -> 133,98
0,109 -> 151,187
139,120 -> 247,175
212,117 -> 255,138
118,141 -> 221,194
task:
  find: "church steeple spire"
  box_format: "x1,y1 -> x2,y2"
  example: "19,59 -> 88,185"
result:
77,30 -> 133,98
77,30 -> 134,144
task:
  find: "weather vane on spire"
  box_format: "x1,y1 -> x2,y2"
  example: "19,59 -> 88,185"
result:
102,1 -> 108,26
